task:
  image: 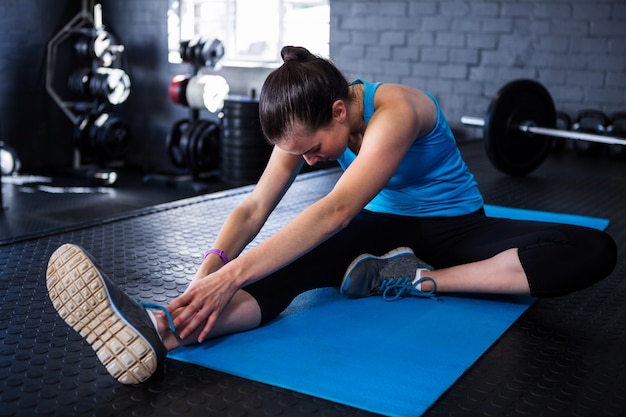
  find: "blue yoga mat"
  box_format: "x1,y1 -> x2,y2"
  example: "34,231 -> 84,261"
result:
168,207 -> 609,417
483,204 -> 610,230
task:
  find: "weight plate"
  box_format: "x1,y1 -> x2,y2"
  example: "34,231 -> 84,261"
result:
223,97 -> 260,119
222,116 -> 261,130
221,145 -> 271,162
167,119 -> 190,168
193,121 -> 220,173
97,116 -> 130,158
484,79 -> 556,176
222,128 -> 266,142
181,120 -> 204,171
186,121 -> 202,174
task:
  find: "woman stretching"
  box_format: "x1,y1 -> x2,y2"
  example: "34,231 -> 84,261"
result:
46,46 -> 617,384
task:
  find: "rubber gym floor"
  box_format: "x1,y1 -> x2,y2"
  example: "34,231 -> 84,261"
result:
1,139 -> 625,417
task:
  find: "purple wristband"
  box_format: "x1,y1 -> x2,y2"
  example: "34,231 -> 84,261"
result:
203,248 -> 229,264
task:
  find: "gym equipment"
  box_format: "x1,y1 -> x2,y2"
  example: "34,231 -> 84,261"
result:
179,36 -> 225,69
165,35 -> 227,178
0,142 -> 20,176
571,110 -> 608,156
68,67 -> 131,105
74,28 -> 125,67
166,119 -> 220,175
220,96 -> 272,185
47,1 -> 131,168
169,74 -> 229,112
461,79 -> 626,175
74,112 -> 130,160
607,112 -> 626,159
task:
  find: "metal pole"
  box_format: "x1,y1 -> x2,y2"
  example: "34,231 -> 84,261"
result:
460,116 -> 626,147
519,123 -> 626,146
460,116 -> 485,127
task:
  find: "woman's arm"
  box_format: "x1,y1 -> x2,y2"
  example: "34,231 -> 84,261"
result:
170,85 -> 437,341
194,148 -> 305,279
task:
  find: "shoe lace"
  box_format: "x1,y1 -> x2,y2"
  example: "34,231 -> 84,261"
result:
139,301 -> 177,333
378,276 -> 439,301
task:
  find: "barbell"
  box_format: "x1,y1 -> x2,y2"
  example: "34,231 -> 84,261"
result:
461,79 -> 626,176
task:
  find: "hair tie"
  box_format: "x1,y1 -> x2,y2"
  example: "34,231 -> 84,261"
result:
282,53 -> 298,62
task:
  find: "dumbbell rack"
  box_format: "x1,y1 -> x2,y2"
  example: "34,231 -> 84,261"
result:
46,0 -> 130,184
147,37 -> 226,191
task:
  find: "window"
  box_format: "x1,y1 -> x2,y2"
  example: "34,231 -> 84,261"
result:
168,0 -> 330,65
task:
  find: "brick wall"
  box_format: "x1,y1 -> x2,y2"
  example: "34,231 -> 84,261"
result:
1,0 -> 624,173
330,0 -> 626,139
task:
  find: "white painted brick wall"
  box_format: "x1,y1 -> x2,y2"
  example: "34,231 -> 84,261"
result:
330,0 -> 626,139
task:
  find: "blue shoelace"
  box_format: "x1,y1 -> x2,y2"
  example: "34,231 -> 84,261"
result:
378,276 -> 439,301
140,301 -> 177,333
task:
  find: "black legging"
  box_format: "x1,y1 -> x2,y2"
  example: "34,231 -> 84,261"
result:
243,207 -> 617,325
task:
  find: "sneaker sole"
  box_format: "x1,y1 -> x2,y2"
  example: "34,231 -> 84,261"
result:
340,246 -> 415,294
46,244 -> 158,384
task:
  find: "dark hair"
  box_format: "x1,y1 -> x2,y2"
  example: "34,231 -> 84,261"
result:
259,46 -> 349,144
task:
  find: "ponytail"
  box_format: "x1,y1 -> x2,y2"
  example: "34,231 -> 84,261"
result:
259,46 -> 349,144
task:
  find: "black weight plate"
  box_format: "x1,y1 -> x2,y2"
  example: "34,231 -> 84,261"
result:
222,116 -> 261,130
221,141 -> 269,155
221,150 -> 272,166
180,120 -> 203,171
223,98 -> 260,119
185,120 -> 203,174
194,121 -> 220,173
484,79 -> 556,176
221,128 -> 266,144
221,146 -> 272,158
221,156 -> 271,169
98,116 -> 130,158
193,120 -> 219,173
167,119 -> 190,168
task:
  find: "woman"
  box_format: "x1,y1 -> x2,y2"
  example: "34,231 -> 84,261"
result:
46,46 -> 617,384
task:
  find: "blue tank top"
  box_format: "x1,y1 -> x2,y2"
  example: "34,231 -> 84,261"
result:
337,79 -> 483,217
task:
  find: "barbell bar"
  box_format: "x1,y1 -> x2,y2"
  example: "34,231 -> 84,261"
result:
461,79 -> 626,176
461,116 -> 626,147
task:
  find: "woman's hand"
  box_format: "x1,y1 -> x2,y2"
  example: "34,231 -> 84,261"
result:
167,270 -> 239,343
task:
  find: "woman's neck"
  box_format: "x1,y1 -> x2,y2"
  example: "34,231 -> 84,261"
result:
346,84 -> 367,154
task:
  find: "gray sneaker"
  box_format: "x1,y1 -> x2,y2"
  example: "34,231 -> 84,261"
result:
340,247 -> 437,301
46,243 -> 171,384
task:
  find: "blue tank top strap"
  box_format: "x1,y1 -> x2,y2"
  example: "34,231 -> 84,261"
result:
351,78 -> 382,124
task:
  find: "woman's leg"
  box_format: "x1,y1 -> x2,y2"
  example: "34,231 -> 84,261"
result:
417,247 -> 530,294
158,289 -> 261,351
382,210 -> 617,297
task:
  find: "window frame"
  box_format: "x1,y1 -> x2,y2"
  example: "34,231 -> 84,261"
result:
168,0 -> 330,67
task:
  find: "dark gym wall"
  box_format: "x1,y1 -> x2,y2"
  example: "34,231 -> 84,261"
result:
330,0 -> 626,139
0,1 -> 77,172
1,0 -> 625,173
